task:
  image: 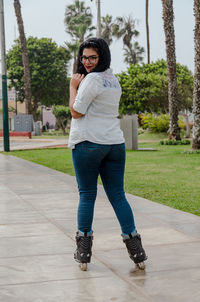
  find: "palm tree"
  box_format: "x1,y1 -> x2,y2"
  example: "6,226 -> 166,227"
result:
101,14 -> 113,46
13,0 -> 32,115
64,0 -> 95,72
124,42 -> 145,65
162,0 -> 181,140
65,41 -> 80,74
192,0 -> 200,149
112,15 -> 144,65
146,0 -> 150,63
65,0 -> 94,43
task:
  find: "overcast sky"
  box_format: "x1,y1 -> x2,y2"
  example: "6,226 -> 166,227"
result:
4,0 -> 194,75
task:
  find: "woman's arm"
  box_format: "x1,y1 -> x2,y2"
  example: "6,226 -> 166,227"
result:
70,74 -> 85,119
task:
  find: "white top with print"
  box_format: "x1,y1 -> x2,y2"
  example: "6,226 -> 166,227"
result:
68,68 -> 125,149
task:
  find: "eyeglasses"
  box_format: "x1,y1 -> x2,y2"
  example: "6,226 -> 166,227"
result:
80,55 -> 99,64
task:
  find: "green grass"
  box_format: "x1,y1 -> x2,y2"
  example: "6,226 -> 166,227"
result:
138,131 -> 168,141
126,142 -> 200,216
5,148 -> 75,176
2,140 -> 200,216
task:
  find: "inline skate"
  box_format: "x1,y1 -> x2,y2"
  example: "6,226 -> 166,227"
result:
74,230 -> 93,271
122,231 -> 147,270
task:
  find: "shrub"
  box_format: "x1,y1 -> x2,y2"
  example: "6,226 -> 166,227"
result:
178,115 -> 186,130
160,139 -> 190,145
141,113 -> 169,133
184,150 -> 200,154
141,113 -> 189,133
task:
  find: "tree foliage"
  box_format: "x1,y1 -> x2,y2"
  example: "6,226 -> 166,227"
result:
117,60 -> 193,115
101,14 -> 114,46
7,37 -> 71,120
53,105 -> 71,134
112,15 -> 144,65
64,0 -> 95,73
64,0 -> 94,43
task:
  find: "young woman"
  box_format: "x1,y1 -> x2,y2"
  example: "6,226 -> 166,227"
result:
68,38 -> 147,271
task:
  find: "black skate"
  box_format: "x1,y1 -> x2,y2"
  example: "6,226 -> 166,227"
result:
122,232 -> 147,270
74,231 -> 93,271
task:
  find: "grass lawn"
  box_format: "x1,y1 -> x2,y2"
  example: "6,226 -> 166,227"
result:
2,139 -> 200,217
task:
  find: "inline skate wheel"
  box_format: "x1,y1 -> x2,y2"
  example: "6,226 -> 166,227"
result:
136,262 -> 145,270
80,263 -> 87,271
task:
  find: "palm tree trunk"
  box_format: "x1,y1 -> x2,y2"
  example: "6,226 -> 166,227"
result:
14,0 -> 32,115
162,0 -> 181,140
73,55 -> 78,74
96,0 -> 101,38
146,0 -> 150,64
192,0 -> 200,149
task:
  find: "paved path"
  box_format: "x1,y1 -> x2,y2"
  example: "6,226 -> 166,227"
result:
0,153 -> 200,302
0,138 -> 68,151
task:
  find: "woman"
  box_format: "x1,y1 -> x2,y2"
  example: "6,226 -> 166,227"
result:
68,38 -> 147,270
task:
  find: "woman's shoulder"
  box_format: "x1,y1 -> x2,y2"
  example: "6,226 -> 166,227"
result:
83,72 -> 103,86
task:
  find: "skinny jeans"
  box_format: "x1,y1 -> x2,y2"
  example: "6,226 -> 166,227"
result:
72,141 -> 135,235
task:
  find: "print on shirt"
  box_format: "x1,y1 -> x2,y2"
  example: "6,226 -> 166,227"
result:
99,72 -> 121,89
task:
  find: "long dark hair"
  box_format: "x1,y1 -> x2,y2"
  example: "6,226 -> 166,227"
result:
76,38 -> 111,75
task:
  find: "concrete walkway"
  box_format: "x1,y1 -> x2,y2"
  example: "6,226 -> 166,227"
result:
0,153 -> 200,302
0,137 -> 68,151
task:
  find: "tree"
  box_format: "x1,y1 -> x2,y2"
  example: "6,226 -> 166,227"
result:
145,0 -> 150,63
13,0 -> 32,115
117,60 -> 193,116
101,14 -> 114,46
162,0 -> 181,140
65,40 -> 80,75
123,41 -> 145,65
7,37 -> 71,121
192,0 -> 200,149
53,105 -> 71,135
64,0 -> 95,73
112,15 -> 144,65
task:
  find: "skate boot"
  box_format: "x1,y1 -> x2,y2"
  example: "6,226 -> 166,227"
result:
122,231 -> 147,270
74,230 -> 93,271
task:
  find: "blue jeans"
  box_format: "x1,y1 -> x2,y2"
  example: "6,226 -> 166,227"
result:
72,141 -> 135,235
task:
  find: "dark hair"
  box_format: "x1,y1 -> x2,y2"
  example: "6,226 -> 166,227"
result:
76,38 -> 111,75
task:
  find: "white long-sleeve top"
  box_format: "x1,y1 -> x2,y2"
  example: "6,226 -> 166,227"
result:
68,68 -> 125,149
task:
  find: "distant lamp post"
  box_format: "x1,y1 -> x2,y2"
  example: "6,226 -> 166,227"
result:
0,0 -> 10,151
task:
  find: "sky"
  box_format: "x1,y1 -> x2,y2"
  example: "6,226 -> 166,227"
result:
3,0 -> 194,75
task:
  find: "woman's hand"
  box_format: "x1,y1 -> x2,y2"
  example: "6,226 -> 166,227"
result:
70,73 -> 85,119
70,73 -> 85,90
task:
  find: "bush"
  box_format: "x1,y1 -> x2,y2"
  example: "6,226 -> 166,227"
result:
178,115 -> 186,130
141,113 -> 189,133
117,60 -> 193,115
141,113 -> 170,133
184,150 -> 200,154
160,139 -> 190,145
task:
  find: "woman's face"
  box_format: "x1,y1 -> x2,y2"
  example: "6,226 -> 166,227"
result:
81,48 -> 99,73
